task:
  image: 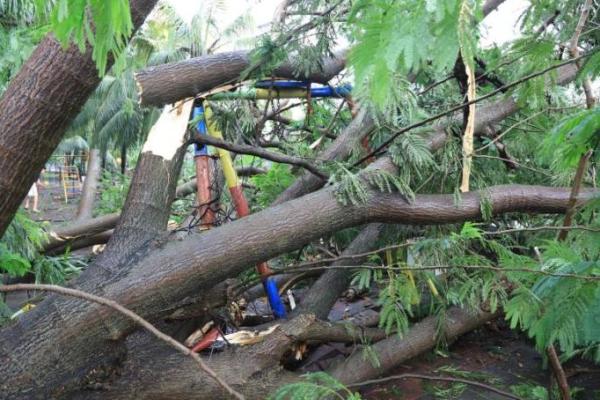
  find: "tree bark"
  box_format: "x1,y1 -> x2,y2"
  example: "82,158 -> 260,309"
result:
67,308 -> 497,400
135,51 -> 347,107
120,142 -> 127,175
330,307 -> 499,384
76,148 -> 102,220
0,0 -> 159,238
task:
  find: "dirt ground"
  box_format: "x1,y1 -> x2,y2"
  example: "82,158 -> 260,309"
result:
27,175 -> 81,225
358,321 -> 600,399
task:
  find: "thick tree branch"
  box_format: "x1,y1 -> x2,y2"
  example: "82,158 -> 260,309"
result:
135,51 -> 346,107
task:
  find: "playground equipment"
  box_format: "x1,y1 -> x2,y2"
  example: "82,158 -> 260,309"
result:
208,81 -> 352,100
61,165 -> 82,203
189,80 -> 352,351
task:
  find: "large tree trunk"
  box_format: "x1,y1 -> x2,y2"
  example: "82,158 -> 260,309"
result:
0,0 -> 159,238
135,51 -> 347,107
76,148 -> 102,220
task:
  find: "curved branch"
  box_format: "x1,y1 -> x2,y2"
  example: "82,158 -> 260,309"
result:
0,284 -> 244,400
191,134 -> 328,180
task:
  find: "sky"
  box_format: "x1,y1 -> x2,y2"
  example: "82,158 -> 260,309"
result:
167,0 -> 531,48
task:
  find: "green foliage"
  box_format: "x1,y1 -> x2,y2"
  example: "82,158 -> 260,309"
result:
509,39 -> 557,109
579,49 -> 600,82
0,212 -> 87,282
270,372 -> 361,400
349,0 -> 481,111
96,171 -> 130,216
389,132 -> 436,178
505,257 -> 600,361
378,271 -> 414,335
2,211 -> 46,260
250,163 -> 295,208
541,107 -> 600,169
509,383 -> 549,400
0,24 -> 47,94
32,253 -> 86,284
0,243 -> 30,277
333,166 -> 370,206
36,0 -> 133,75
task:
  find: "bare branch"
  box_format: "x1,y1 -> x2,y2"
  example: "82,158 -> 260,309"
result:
0,284 -> 245,400
191,133 -> 328,180
347,373 -> 521,400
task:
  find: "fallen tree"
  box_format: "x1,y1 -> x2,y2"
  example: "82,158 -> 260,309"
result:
8,52 -> 579,400
4,1 -> 599,399
0,177 -> 594,397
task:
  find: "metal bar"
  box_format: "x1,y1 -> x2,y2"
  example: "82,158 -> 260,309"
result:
203,101 -> 287,319
208,84 -> 352,101
193,106 -> 215,227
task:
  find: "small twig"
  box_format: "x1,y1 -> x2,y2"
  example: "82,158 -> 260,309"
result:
485,225 -> 600,235
0,284 -> 245,400
472,154 -> 553,176
353,55 -> 586,166
347,373 -> 522,399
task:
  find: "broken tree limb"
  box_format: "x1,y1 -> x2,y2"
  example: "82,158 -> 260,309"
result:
329,307 -> 500,385
135,51 -> 347,107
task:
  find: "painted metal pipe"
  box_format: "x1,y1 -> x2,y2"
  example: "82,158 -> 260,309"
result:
202,102 -> 287,319
193,106 -> 215,227
208,84 -> 352,101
